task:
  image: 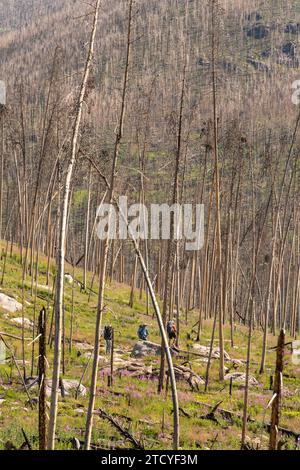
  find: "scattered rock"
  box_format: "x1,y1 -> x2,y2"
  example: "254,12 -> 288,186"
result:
65,273 -> 74,284
36,284 -> 52,292
171,365 -> 205,390
116,362 -> 153,378
246,24 -> 269,40
192,343 -> 230,360
0,293 -> 22,313
11,317 -> 33,329
131,341 -> 161,357
74,341 -> 93,351
25,377 -> 87,397
224,372 -> 259,386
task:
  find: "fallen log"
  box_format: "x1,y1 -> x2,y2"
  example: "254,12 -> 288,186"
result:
194,401 -> 300,439
95,408 -> 144,450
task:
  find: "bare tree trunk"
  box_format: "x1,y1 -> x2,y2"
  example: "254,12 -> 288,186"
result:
38,307 -> 47,450
84,0 -> 132,450
47,0 -> 101,449
211,0 -> 224,380
84,164 -> 92,291
269,329 -> 285,450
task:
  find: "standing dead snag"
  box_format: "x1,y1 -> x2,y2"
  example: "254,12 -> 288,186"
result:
211,0 -> 225,381
269,329 -> 285,450
84,0 -> 133,450
47,0 -> 101,450
85,159 -> 180,450
38,307 -> 47,450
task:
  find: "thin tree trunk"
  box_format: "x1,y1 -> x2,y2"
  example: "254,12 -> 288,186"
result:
269,329 -> 285,450
84,0 -> 132,449
47,0 -> 101,449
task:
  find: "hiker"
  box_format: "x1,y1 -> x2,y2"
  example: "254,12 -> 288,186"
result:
103,325 -> 113,354
138,324 -> 149,341
167,318 -> 177,345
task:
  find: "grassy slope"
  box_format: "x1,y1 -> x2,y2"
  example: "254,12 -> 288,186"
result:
0,242 -> 299,450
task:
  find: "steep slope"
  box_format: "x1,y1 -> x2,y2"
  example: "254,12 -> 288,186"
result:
0,243 -> 299,450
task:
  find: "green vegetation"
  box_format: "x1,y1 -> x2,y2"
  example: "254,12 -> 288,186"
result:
0,243 -> 299,450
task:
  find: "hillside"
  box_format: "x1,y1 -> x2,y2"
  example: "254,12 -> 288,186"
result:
0,243 -> 299,450
0,0 -> 300,454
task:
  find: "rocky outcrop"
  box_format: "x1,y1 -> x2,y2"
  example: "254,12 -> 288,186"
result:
131,341 -> 161,357
224,372 -> 259,386
10,317 -> 33,329
171,365 -> 205,390
25,377 -> 87,397
192,343 -> 231,360
0,293 -> 22,313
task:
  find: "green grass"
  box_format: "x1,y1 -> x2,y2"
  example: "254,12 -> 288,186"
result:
0,242 -> 299,450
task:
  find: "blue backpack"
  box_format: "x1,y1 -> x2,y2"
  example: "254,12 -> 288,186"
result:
138,325 -> 148,340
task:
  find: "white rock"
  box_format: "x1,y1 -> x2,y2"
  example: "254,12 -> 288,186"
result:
0,293 -> 22,313
75,341 -> 93,351
65,274 -> 74,284
131,341 -> 161,357
11,317 -> 33,329
192,343 -> 230,360
36,284 -> 52,292
25,377 -> 87,397
224,372 -> 259,386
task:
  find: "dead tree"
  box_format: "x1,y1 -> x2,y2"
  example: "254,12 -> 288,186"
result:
84,0 -> 133,450
47,0 -> 101,449
38,307 -> 47,450
269,329 -> 285,450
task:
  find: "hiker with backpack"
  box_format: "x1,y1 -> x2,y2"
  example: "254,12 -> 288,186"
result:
138,324 -> 149,341
103,325 -> 113,354
167,318 -> 177,346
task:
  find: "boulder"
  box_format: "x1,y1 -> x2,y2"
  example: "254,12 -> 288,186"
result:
11,317 -> 33,329
65,273 -> 74,284
131,341 -> 161,357
74,341 -> 93,351
0,293 -> 22,313
172,365 -> 205,390
36,284 -> 52,292
192,343 -> 230,360
116,362 -> 153,378
25,377 -> 87,397
224,372 -> 259,386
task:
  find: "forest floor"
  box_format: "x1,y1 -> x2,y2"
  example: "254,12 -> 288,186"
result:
0,242 -> 299,450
